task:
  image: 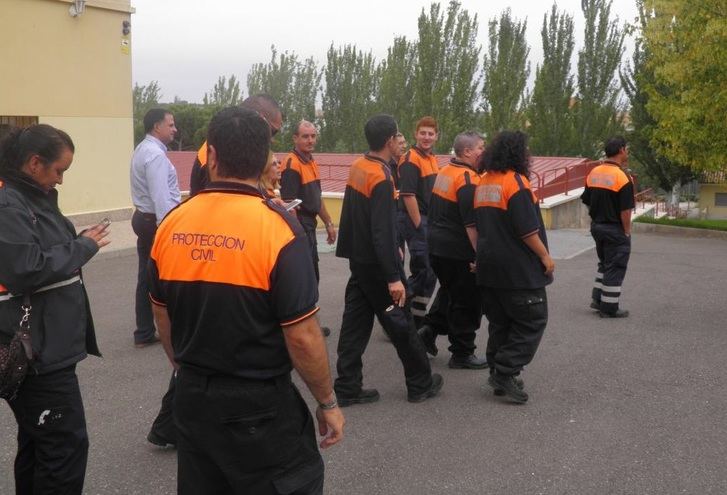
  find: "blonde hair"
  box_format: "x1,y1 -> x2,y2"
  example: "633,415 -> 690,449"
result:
259,150 -> 280,194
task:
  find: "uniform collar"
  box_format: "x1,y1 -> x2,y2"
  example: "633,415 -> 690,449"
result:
363,153 -> 389,167
412,145 -> 432,157
293,148 -> 314,164
603,159 -> 622,167
202,181 -> 265,198
450,158 -> 476,172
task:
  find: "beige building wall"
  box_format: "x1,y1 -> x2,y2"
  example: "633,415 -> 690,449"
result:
699,184 -> 727,219
0,0 -> 134,216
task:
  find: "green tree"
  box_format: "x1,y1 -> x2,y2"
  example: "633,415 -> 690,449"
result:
166,103 -> 214,152
132,81 -> 162,145
573,0 -> 625,157
203,75 -> 242,107
642,0 -> 727,172
620,0 -> 695,204
320,44 -> 378,152
412,1 -> 481,151
481,8 -> 530,139
247,46 -> 321,151
376,36 -> 417,139
527,4 -> 576,156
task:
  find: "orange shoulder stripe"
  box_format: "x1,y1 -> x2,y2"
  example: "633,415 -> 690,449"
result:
197,142 -> 208,167
586,165 -> 630,192
347,157 -> 388,198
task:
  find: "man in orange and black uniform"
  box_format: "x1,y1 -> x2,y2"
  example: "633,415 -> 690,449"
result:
334,114 -> 443,406
148,107 -> 344,493
188,93 -> 282,197
581,136 -> 634,318
474,131 -> 554,404
280,120 -> 336,336
418,132 -> 487,369
397,116 -> 440,327
389,132 -> 407,253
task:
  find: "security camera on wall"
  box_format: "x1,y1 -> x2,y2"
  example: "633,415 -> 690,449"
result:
69,0 -> 87,17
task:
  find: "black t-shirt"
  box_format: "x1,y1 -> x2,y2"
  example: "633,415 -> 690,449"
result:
474,170 -> 552,289
398,146 -> 439,215
148,182 -> 319,379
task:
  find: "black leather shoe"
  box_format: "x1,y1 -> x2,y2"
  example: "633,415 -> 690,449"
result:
407,373 -> 444,403
337,388 -> 380,407
321,326 -> 332,337
448,354 -> 488,370
488,372 -> 528,403
147,431 -> 176,448
417,325 -> 438,356
134,335 -> 160,349
590,300 -> 600,310
491,373 -> 524,396
599,309 -> 629,318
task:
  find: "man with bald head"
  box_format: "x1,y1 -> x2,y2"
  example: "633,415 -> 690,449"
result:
281,120 -> 337,336
188,93 -> 283,196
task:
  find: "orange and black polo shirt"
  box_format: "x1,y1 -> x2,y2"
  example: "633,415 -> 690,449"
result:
428,159 -> 480,261
336,154 -> 400,283
581,161 -> 635,224
148,181 -> 319,379
280,150 -> 322,229
474,170 -> 551,289
188,142 -> 210,197
398,146 -> 439,215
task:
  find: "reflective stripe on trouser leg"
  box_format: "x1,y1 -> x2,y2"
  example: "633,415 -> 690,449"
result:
592,270 -> 604,303
600,285 -> 621,314
411,296 -> 429,318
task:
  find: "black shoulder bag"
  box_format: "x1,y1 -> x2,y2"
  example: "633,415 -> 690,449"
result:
0,295 -> 33,401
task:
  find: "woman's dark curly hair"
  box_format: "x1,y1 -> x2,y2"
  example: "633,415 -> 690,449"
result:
477,130 -> 530,176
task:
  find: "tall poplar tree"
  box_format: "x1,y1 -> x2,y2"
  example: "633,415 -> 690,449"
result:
320,44 -> 378,152
481,9 -> 530,140
527,4 -> 576,156
376,37 -> 417,139
203,75 -> 242,107
247,46 -> 321,151
412,1 -> 481,151
573,0 -> 625,158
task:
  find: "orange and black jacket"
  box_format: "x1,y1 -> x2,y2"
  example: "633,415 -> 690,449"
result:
581,161 -> 634,225
280,150 -> 322,227
398,146 -> 439,215
148,181 -> 319,379
474,170 -> 552,290
427,160 -> 480,261
189,142 -> 209,197
336,154 -> 400,283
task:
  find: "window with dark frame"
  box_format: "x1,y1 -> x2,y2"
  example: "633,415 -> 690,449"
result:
715,192 -> 727,207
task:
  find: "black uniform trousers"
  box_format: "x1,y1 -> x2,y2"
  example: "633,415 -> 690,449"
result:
174,368 -> 324,495
8,365 -> 88,495
299,214 -> 320,283
148,371 -> 176,443
335,261 -> 433,398
481,288 -> 548,376
397,211 -> 437,327
590,222 -> 631,314
423,256 -> 481,357
131,209 -> 157,344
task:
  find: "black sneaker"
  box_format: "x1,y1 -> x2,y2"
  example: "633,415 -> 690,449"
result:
448,354 -> 488,370
147,431 -> 176,448
337,388 -> 380,407
599,309 -> 629,318
321,326 -> 332,337
488,373 -> 528,404
590,300 -> 600,310
407,373 -> 444,403
417,325 -> 438,357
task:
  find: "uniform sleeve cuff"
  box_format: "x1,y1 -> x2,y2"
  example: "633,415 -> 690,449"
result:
280,306 -> 320,327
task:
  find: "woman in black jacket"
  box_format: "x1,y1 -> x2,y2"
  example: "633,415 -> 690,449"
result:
0,124 -> 109,494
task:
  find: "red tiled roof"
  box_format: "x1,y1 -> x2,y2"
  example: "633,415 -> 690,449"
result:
167,151 -> 594,198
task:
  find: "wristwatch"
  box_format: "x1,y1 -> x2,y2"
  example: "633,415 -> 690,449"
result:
318,395 -> 338,410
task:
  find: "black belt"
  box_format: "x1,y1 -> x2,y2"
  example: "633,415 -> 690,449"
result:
178,367 -> 292,389
135,210 -> 157,221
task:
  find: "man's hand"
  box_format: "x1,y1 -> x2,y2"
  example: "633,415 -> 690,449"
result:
325,223 -> 337,244
540,254 -> 555,276
388,280 -> 406,307
81,221 -> 111,249
315,406 -> 345,449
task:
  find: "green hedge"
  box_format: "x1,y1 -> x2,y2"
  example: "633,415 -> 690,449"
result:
635,216 -> 727,232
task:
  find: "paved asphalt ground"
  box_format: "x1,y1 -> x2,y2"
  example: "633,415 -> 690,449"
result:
2,230 -> 726,494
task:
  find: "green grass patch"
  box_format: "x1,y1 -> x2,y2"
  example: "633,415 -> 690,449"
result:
635,216 -> 727,232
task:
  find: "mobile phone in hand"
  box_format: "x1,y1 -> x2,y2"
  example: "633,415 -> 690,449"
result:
97,217 -> 111,229
284,199 -> 302,211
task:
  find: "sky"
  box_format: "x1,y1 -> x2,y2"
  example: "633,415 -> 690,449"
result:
130,0 -> 639,103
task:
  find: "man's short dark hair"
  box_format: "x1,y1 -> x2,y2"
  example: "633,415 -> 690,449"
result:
364,114 -> 398,152
207,107 -> 270,180
604,136 -> 627,158
143,108 -> 172,134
